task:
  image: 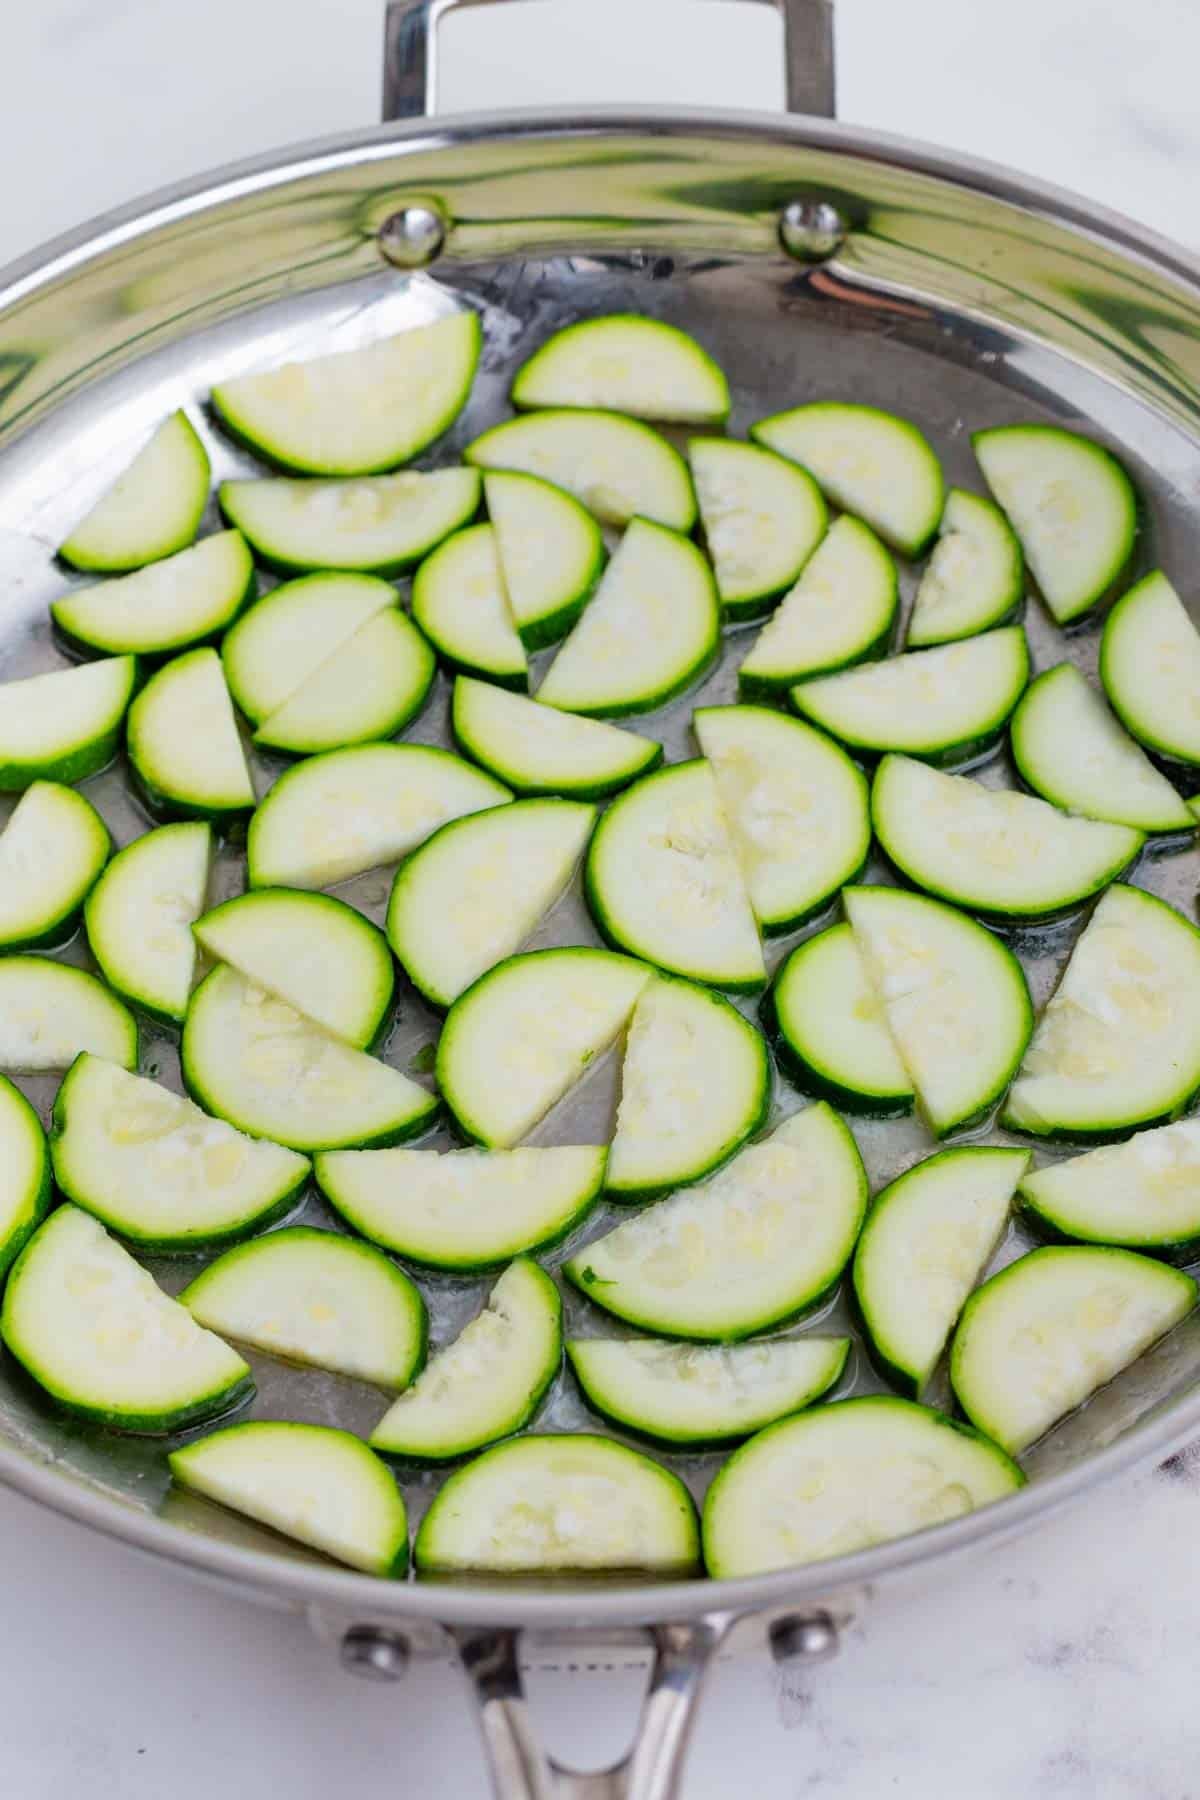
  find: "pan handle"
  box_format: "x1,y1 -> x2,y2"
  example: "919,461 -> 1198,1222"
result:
381,0 -> 836,122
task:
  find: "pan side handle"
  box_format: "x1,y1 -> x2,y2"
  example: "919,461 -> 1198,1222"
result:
381,0 -> 836,123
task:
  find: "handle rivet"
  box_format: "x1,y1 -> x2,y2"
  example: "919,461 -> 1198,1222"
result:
341,1625 -> 411,1681
778,198 -> 846,263
378,204 -> 447,269
770,1612 -> 840,1664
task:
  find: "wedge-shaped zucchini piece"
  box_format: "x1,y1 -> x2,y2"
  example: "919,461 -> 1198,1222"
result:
0,655 -> 137,790
694,704 -> 869,935
371,1258 -> 560,1459
702,1396 -> 1023,1576
465,410 -> 696,532
219,467 -> 481,576
688,437 -> 827,623
1011,662 -> 1193,833
451,675 -> 661,799
585,761 -> 764,991
127,648 -> 254,819
411,523 -> 527,689
568,1335 -> 848,1446
169,1421 -> 408,1575
316,1142 -> 606,1272
538,519 -> 718,718
211,312 -> 481,474
59,411 -> 211,573
386,798 -> 595,1009
52,530 -> 253,658
566,1104 -> 867,1340
247,743 -> 511,890
193,889 -> 394,1048
181,1226 -> 425,1387
0,1077 -> 50,1277
853,1146 -> 1030,1396
222,572 -> 396,723
1,1206 -> 251,1432
764,922 -> 914,1117
0,958 -> 137,1072
0,781 -> 110,951
951,1246 -> 1195,1454
512,315 -> 729,424
844,885 -> 1032,1137
484,470 -> 604,649
1100,572 -> 1200,767
607,975 -> 768,1202
1018,1119 -> 1200,1259
415,1433 -> 699,1575
51,1055 -> 310,1252
752,403 -> 944,558
1002,884 -> 1200,1140
84,821 -> 211,1023
974,424 -> 1136,624
737,516 -> 897,694
182,965 -> 437,1152
437,947 -> 651,1148
906,488 -> 1024,647
872,755 -> 1142,922
254,610 -> 435,756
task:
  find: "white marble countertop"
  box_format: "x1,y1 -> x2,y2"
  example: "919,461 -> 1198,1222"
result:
2,2 -> 1199,1795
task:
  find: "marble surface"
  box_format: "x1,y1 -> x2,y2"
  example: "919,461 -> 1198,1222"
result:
2,2 -> 1200,1795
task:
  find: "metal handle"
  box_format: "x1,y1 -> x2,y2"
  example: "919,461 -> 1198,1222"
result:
382,0 -> 835,122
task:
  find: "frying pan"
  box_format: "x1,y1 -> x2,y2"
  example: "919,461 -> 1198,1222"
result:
3,1 -> 1200,1792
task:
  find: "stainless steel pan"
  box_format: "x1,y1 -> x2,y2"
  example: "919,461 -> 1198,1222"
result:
3,2 -> 1200,1792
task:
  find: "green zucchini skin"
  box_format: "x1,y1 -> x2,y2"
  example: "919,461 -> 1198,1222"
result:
758,974 -> 914,1120
0,1078 -> 51,1280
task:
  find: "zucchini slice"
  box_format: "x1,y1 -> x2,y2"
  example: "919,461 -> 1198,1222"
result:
951,1246 -> 1195,1454
852,1146 -> 1030,1396
751,403 -> 944,558
411,523 -> 527,689
0,781 -> 110,951
0,958 -> 137,1072
370,1258 -> 560,1460
182,964 -> 438,1152
567,1335 -> 849,1447
763,922 -> 915,1117
437,947 -> 651,1148
222,572 -> 397,725
0,655 -> 137,790
414,1433 -> 699,1575
565,1104 -> 868,1341
871,754 -> 1143,922
253,609 -> 435,756
537,519 -> 718,718
246,744 -> 511,890
1018,1118 -> 1200,1259
843,885 -> 1032,1137
1002,883 -> 1200,1141
511,315 -> 729,424
0,1077 -> 50,1277
791,626 -> 1029,769
737,515 -> 897,694
906,488 -> 1024,648
688,437 -> 827,623
51,1054 -> 309,1252
315,1142 -> 607,1273
219,467 -> 481,576
584,761 -> 764,991
193,889 -> 394,1049
1100,571 -> 1200,767
84,821 -> 212,1024
1011,662 -> 1194,833
59,410 -> 211,573
702,1396 -> 1023,1576
973,424 -> 1137,624
181,1226 -> 425,1387
127,648 -> 254,819
483,470 -> 604,650
451,675 -> 661,800
211,311 -> 481,475
169,1421 -> 408,1576
693,704 -> 870,935
386,798 -> 596,1009
465,410 -> 696,532
52,530 -> 254,658
1,1205 -> 251,1433
607,975 -> 769,1202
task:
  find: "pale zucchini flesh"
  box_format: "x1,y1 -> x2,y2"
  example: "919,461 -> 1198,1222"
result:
0,655 -> 137,791
0,1076 -> 50,1277
763,922 -> 915,1117
688,437 -> 827,622
411,523 -> 528,689
511,315 -> 730,424
219,467 -> 482,576
52,530 -> 254,658
737,515 -> 898,693
221,571 -> 399,725
59,410 -> 211,573
465,409 -> 697,532
906,488 -> 1024,647
84,821 -> 212,1024
451,675 -> 661,800
1018,1118 -> 1200,1258
0,957 -> 137,1073
483,469 -> 605,649
1100,571 -> 1200,767
253,608 -> 435,755
0,781 -> 110,951
126,648 -> 254,819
